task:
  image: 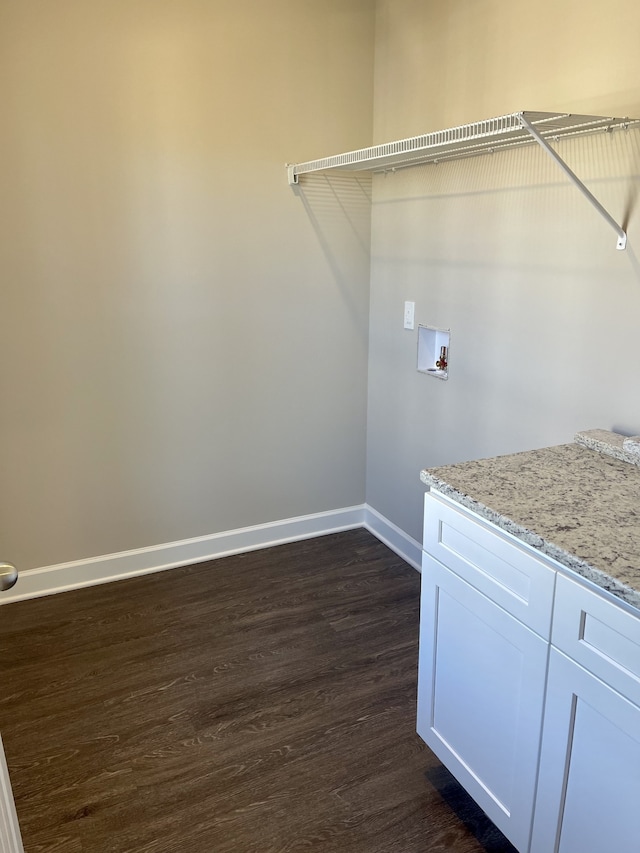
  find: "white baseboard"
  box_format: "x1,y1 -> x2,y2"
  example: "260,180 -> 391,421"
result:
1,504 -> 420,605
363,506 -> 422,571
1,506 -> 366,605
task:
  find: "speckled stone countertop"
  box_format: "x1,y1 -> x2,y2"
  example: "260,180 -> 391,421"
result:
420,432 -> 640,611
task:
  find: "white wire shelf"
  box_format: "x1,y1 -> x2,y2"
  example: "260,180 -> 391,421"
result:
286,111 -> 639,250
287,112 -> 635,181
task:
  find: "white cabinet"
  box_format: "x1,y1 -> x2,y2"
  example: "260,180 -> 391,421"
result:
417,493 -> 555,852
418,491 -> 640,853
530,575 -> 640,853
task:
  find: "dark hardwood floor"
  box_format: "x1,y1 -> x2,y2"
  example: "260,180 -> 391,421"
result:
0,530 -> 517,852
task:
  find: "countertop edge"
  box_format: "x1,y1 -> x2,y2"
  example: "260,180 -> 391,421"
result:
574,429 -> 640,467
420,470 -> 640,612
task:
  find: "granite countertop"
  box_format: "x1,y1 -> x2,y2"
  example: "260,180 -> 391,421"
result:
420,430 -> 640,611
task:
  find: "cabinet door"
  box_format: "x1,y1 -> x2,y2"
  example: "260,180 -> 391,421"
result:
530,648 -> 640,853
417,553 -> 548,853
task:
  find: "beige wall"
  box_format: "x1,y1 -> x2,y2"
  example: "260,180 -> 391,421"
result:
0,0 -> 375,569
6,0 -> 639,572
366,0 -> 640,542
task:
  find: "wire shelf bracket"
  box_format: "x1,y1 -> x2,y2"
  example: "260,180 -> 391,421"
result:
286,111 -> 639,250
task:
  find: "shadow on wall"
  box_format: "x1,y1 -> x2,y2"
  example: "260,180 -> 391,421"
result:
364,123 -> 640,472
620,137 -> 640,280
293,172 -> 372,332
370,124 -> 640,281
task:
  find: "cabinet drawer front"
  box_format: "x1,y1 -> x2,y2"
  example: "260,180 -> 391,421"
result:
552,573 -> 640,706
423,492 -> 555,637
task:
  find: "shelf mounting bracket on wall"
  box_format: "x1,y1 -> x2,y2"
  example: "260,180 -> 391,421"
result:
517,114 -> 628,250
287,111 -> 638,250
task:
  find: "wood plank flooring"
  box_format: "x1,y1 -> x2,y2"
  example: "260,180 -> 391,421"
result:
0,530 -> 516,853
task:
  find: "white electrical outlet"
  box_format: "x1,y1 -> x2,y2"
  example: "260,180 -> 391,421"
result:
403,301 -> 415,330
